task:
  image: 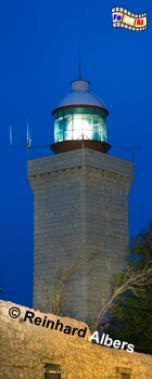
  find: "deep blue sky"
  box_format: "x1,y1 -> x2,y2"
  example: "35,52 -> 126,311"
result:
0,0 -> 151,307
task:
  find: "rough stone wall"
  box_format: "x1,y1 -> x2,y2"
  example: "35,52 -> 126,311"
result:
0,301 -> 152,379
28,148 -> 133,323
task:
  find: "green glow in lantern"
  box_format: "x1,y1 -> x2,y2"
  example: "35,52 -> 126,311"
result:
54,108 -> 107,143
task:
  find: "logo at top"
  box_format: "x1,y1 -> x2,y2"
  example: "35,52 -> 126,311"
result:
112,7 -> 148,31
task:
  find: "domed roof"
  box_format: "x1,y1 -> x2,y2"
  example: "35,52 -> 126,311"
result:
52,79 -> 109,116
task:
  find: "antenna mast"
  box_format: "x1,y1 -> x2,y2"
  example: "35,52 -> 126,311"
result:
78,37 -> 82,80
9,125 -> 13,146
26,120 -> 32,150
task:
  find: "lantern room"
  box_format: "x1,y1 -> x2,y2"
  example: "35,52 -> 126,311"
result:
51,79 -> 111,154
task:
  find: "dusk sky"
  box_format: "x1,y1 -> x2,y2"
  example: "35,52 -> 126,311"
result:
0,0 -> 151,308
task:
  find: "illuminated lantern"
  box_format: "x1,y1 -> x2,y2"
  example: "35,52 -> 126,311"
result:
51,78 -> 111,154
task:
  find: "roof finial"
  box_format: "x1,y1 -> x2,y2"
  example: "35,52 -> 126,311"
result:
78,37 -> 82,80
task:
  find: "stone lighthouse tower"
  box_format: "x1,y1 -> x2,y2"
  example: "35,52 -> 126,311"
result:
28,77 -> 133,324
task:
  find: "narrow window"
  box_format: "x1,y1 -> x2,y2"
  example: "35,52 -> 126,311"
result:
116,367 -> 131,379
121,374 -> 131,379
45,364 -> 61,379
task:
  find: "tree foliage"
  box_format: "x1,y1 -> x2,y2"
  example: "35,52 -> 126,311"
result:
104,223 -> 152,355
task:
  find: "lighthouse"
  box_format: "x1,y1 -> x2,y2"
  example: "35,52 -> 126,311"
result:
28,76 -> 133,324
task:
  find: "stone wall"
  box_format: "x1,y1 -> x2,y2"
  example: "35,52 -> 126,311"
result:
0,301 -> 152,379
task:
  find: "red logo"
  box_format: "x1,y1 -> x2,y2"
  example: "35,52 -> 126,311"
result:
136,18 -> 144,26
